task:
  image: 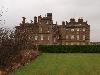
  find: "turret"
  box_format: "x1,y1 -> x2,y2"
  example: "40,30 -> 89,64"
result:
47,13 -> 52,20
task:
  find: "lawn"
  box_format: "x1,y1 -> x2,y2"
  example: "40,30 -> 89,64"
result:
9,53 -> 100,75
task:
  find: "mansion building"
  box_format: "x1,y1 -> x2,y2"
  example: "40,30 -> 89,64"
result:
15,13 -> 90,45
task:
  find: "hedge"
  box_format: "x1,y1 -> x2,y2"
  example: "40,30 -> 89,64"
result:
38,45 -> 100,53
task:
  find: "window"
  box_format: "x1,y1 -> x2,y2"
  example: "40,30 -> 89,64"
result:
83,28 -> 85,31
71,29 -> 74,31
83,35 -> 85,40
71,35 -> 74,39
47,27 -> 50,32
46,21 -> 48,24
76,42 -> 80,45
47,30 -> 50,32
41,35 -> 43,40
66,35 -> 68,39
54,38 -> 56,43
48,36 -> 50,40
66,42 -> 68,45
71,42 -> 74,45
40,27 -> 42,32
57,36 -> 59,39
66,29 -> 68,31
82,42 -> 85,45
77,35 -> 79,40
28,35 -> 31,39
35,35 -> 38,40
77,28 -> 80,31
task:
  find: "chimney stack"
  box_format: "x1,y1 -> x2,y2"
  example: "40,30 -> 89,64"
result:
62,21 -> 65,25
22,17 -> 26,24
34,16 -> 37,24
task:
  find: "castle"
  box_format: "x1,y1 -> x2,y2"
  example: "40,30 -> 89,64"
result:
15,13 -> 90,45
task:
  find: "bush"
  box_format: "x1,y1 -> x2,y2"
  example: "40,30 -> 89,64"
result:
38,45 -> 100,53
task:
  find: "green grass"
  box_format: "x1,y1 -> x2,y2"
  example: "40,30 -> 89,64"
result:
9,53 -> 100,75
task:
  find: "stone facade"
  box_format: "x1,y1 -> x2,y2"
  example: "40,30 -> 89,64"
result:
15,13 -> 90,45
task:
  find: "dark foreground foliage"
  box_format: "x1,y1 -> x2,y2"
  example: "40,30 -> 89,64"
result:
39,45 -> 100,53
0,27 -> 40,75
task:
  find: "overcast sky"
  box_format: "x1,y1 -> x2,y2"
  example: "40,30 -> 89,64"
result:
0,0 -> 100,42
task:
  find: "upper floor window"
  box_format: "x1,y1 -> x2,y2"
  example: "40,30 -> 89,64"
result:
40,27 -> 42,32
66,35 -> 68,39
66,29 -> 68,31
46,21 -> 49,24
54,38 -> 56,43
77,28 -> 80,31
71,35 -> 74,39
47,27 -> 50,32
83,28 -> 85,31
83,35 -> 85,40
35,35 -> 38,40
77,35 -> 79,40
28,35 -> 31,39
71,29 -> 74,31
48,36 -> 50,40
41,35 -> 43,40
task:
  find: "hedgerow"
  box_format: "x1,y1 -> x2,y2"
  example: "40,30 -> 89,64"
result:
38,45 -> 100,53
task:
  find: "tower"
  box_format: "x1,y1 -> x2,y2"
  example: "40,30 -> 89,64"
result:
47,13 -> 52,20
